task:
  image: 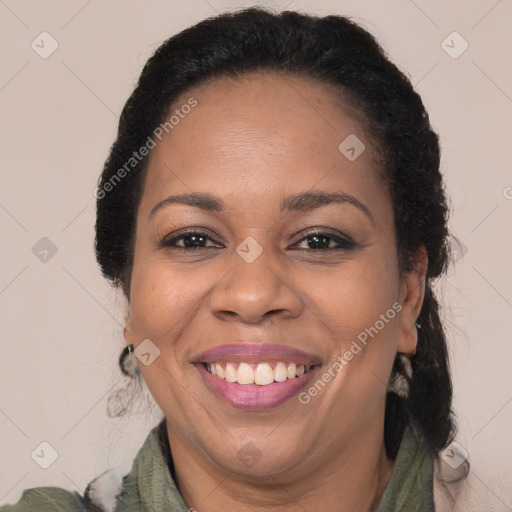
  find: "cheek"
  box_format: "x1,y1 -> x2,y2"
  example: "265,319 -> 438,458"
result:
128,260 -> 208,345
303,249 -> 401,384
309,251 -> 399,333
126,261 -> 210,412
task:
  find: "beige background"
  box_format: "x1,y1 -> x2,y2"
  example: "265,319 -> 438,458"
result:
1,0 -> 511,509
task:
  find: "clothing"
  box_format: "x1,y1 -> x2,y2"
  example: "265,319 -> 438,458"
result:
0,420 -> 434,512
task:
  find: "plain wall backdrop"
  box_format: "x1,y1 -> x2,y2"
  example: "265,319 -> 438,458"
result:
1,0 -> 511,508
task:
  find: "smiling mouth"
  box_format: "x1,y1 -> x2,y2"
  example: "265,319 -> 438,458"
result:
195,343 -> 321,408
203,361 -> 315,385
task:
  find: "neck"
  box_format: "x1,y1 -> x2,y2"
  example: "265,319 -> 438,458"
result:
167,423 -> 395,512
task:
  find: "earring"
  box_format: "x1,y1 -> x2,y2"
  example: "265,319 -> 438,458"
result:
107,344 -> 139,418
415,320 -> 422,329
388,353 -> 412,398
119,344 -> 136,377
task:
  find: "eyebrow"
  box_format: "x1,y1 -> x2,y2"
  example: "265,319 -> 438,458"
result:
149,190 -> 374,224
281,191 -> 374,224
149,193 -> 224,218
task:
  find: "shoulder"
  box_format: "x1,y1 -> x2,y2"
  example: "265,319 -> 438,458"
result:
0,422 -> 169,512
0,423 -> 165,512
0,468 -> 125,512
0,486 -> 86,511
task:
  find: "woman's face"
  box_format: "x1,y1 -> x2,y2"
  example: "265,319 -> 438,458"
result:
124,72 -> 425,479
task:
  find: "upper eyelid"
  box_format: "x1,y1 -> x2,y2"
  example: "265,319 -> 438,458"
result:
162,229 -> 223,246
291,228 -> 353,241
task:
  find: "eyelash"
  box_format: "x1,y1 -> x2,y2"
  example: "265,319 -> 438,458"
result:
160,228 -> 356,251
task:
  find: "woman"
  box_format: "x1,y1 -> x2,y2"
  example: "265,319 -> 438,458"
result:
1,7 -> 469,511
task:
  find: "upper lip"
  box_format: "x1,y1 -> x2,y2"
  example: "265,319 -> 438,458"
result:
194,343 -> 322,365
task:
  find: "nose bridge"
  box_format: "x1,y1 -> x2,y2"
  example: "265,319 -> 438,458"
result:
209,238 -> 303,323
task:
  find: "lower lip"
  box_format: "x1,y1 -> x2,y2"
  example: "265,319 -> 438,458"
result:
196,364 -> 318,409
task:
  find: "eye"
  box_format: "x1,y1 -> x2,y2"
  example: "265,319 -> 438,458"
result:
161,229 -> 223,249
290,230 -> 356,251
160,228 -> 356,251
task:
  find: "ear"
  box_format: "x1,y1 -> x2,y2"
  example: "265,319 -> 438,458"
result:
124,318 -> 134,345
397,246 -> 428,355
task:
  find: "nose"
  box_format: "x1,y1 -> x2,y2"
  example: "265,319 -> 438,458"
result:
209,248 -> 304,325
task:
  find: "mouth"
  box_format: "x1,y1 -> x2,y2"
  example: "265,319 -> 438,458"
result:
194,343 -> 321,409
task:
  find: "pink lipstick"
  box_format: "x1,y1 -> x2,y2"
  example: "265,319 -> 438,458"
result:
194,343 -> 321,409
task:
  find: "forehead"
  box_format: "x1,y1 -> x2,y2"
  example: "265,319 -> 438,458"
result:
140,71 -> 387,216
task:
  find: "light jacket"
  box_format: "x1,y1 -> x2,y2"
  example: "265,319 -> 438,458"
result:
1,419 -> 466,511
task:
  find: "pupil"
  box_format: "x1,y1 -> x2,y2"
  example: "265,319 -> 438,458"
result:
308,235 -> 329,249
184,234 -> 205,247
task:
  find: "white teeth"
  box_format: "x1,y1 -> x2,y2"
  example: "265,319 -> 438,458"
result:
215,363 -> 225,379
274,362 -> 288,382
255,363 -> 274,385
287,363 -> 297,380
236,362 -> 255,384
225,362 -> 237,382
205,361 -> 313,385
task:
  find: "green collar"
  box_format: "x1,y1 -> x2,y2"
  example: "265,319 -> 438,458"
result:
114,422 -> 433,512
374,425 -> 434,511
114,420 -> 189,512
